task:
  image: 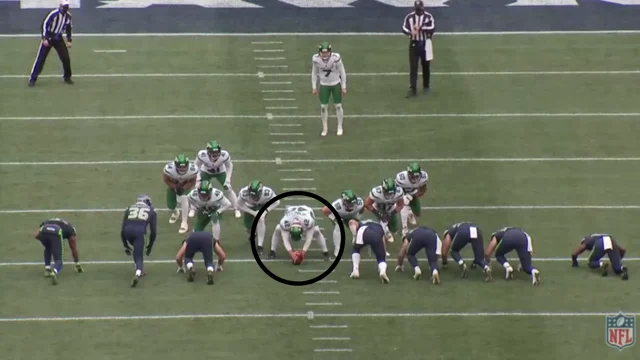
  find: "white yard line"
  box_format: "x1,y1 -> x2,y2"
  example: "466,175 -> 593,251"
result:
254,57 -> 286,61
314,349 -> 353,352
304,291 -> 340,295
263,97 -> 295,101
306,303 -> 343,306
257,65 -> 289,69
1,311 -> 636,323
280,178 -> 314,181
310,325 -> 348,329
93,49 -> 127,53
265,106 -> 298,110
299,269 -> 325,273
278,168 -> 311,171
268,123 -> 302,127
269,133 -> 304,136
272,142 -> 306,145
274,150 -> 308,154
260,81 -> 293,85
282,187 -> 316,191
261,90 -> 294,93
251,41 -> 284,44
318,280 -> 338,284
253,49 -> 284,53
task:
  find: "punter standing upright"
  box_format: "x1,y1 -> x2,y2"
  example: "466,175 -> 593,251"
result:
28,0 -> 74,87
311,42 -> 347,137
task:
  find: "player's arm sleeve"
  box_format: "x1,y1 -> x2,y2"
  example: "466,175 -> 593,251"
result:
66,16 -> 72,42
281,231 -> 293,252
311,62 -> 318,90
401,14 -> 411,36
339,61 -> 346,89
194,155 -> 203,169
265,199 -> 280,212
236,197 -> 257,216
148,211 -> 158,248
422,14 -> 435,37
121,210 -> 129,248
217,197 -> 232,214
301,229 -> 315,252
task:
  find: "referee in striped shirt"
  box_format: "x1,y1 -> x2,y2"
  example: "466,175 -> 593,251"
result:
402,1 -> 435,98
28,0 -> 74,87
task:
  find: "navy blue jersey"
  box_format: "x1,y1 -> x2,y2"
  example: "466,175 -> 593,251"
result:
40,218 -> 76,240
406,226 -> 438,243
121,202 -> 158,245
581,234 -> 612,251
357,220 -> 385,235
491,227 -> 521,241
443,222 -> 474,239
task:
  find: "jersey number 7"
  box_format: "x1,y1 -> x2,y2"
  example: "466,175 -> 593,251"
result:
128,207 -> 150,221
323,70 -> 331,77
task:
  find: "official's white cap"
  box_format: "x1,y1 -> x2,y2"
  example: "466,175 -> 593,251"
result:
60,0 -> 70,6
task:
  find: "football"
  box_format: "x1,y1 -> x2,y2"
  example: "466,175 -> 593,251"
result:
292,250 -> 304,265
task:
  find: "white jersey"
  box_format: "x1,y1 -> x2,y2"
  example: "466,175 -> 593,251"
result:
395,170 -> 428,196
187,188 -> 229,213
280,206 -> 315,232
331,197 -> 364,221
369,185 -> 404,214
311,53 -> 347,89
238,185 -> 276,210
195,150 -> 231,175
163,161 -> 198,185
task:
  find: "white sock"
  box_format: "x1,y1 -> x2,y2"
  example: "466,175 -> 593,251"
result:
378,261 -> 388,274
503,262 -> 512,269
414,266 -> 421,273
320,105 -> 328,131
224,188 -> 238,211
45,266 -> 51,270
352,252 -> 361,272
212,221 -> 221,240
332,225 -> 341,256
187,262 -> 194,270
315,228 -> 328,252
257,217 -> 266,247
135,269 -> 142,276
178,195 -> 189,223
432,269 -> 439,276
335,104 -> 343,129
400,206 -> 411,229
207,266 -> 214,272
271,228 -> 280,252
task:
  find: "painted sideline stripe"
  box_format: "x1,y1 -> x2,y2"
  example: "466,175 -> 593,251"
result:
4,157 -> 640,166
2,31 -> 640,37
3,70 -> 639,79
3,205 -> 640,214
3,112 -> 640,120
1,257 -> 639,266
314,349 -> 353,352
1,312 -> 637,323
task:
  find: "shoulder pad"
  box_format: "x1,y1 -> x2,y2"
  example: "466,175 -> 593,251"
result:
197,150 -> 208,159
356,197 -> 364,206
312,54 -> 321,61
332,53 -> 341,61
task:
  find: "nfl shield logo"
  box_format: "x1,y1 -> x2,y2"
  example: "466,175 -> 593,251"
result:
606,312 -> 636,351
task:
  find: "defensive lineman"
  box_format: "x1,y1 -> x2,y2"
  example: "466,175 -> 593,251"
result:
163,154 -> 198,233
270,205 -> 330,261
395,226 -> 442,284
175,231 -> 226,285
187,181 -> 232,241
440,222 -> 492,281
312,42 -> 347,137
121,195 -> 158,288
37,218 -> 83,280
571,233 -> 628,280
195,141 -> 241,218
364,178 -> 405,253
236,180 -> 280,256
485,227 -> 541,285
395,162 -> 428,235
321,190 -> 364,258
349,220 -> 390,283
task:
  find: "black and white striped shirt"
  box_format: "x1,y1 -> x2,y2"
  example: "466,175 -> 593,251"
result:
41,9 -> 72,42
402,11 -> 435,42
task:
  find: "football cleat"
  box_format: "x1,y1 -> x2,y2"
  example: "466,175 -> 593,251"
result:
187,268 -> 196,282
257,246 -> 264,257
131,274 -> 140,288
267,250 -> 276,259
432,270 -> 440,284
169,209 -> 180,224
50,271 -> 58,285
621,266 -> 629,280
413,267 -> 422,280
379,271 -> 390,284
178,223 -> 189,234
505,266 -> 514,280
176,266 -> 185,273
188,209 -> 195,218
385,251 -> 391,257
44,268 -> 52,277
601,261 -> 610,277
483,266 -> 492,282
460,263 -> 468,278
234,210 -> 242,218
401,227 -> 408,237
337,128 -> 343,136
323,252 -> 331,262
408,212 -> 417,226
207,270 -> 214,285
532,269 -> 541,286
395,265 -> 404,272
321,129 -> 328,137
350,270 -> 360,279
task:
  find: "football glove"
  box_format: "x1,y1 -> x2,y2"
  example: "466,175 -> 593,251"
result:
74,263 -> 84,273
176,266 -> 185,273
125,248 -> 132,256
145,246 -> 152,256
395,265 -> 404,272
175,187 -> 184,196
571,255 -> 579,267
403,194 -> 413,205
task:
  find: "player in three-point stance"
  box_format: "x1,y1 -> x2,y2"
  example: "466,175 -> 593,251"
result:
175,231 -> 226,285
121,194 -> 158,288
35,218 -> 83,284
395,226 -> 442,284
236,180 -> 280,256
322,190 -> 364,258
311,42 -> 347,137
485,227 -> 540,285
194,140 -> 241,218
571,233 -> 628,280
349,219 -> 390,283
440,222 -> 492,281
270,205 -> 330,262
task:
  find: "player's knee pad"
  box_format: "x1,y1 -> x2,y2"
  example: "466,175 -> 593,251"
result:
334,104 -> 342,111
320,104 -> 328,112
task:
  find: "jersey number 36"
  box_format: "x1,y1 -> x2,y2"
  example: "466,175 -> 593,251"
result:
128,207 -> 150,221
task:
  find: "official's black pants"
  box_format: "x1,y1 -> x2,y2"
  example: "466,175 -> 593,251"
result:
408,40 -> 430,91
30,38 -> 72,82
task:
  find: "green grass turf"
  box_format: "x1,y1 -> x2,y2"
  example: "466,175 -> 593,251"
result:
1,34 -> 639,359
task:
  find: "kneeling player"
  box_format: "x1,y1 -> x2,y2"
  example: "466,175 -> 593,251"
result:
395,226 -> 442,284
322,190 -> 364,258
270,205 -> 330,261
175,231 -> 226,285
349,220 -> 389,283
441,222 -> 491,281
34,223 -> 65,285
121,194 -> 158,288
37,218 -> 83,278
485,227 -> 540,285
571,233 -> 628,280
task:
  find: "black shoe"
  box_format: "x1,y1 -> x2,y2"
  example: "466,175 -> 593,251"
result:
207,270 -> 214,285
621,266 -> 629,280
323,252 -> 331,262
64,78 -> 74,85
423,87 -> 430,95
405,89 -> 417,98
257,246 -> 264,257
28,80 -> 36,87
267,250 -> 276,259
187,268 -> 196,282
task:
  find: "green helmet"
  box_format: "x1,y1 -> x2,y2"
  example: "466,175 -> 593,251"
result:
206,141 -> 222,160
248,180 -> 263,201
174,154 -> 189,175
341,190 -> 358,210
197,180 -> 213,200
290,225 -> 303,242
381,178 -> 396,198
318,41 -> 332,60
407,162 -> 422,183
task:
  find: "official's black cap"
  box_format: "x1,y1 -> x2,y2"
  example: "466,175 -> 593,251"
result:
414,0 -> 424,8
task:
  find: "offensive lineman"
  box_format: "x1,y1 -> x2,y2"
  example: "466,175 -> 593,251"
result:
440,222 -> 492,281
163,154 -> 198,233
36,218 -> 83,281
395,226 -> 442,284
187,181 -> 232,241
236,180 -> 280,256
269,205 -> 330,261
571,233 -> 628,280
121,194 -> 158,288
348,219 -> 390,283
364,178 -> 405,253
311,42 -> 347,137
485,227 -> 541,285
195,141 -> 241,218
175,231 -> 226,285
395,162 -> 428,235
321,190 -> 364,258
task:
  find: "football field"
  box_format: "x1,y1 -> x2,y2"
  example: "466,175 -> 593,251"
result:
1,33 -> 639,359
